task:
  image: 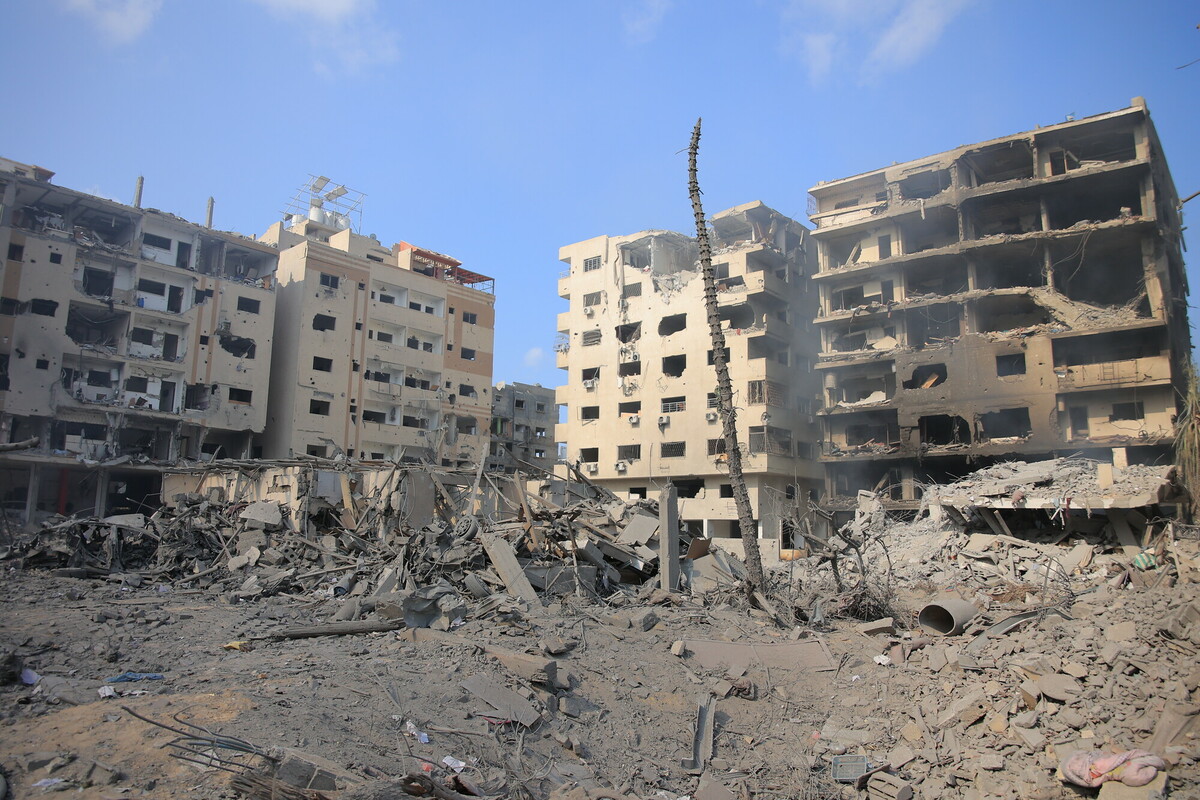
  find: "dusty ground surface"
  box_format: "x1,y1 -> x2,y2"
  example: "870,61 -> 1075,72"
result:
1,555 -> 1198,800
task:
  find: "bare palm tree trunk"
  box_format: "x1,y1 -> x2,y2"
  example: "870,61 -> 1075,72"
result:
688,118 -> 765,596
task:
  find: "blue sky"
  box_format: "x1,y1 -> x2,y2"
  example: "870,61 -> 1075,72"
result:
4,1 -> 1198,389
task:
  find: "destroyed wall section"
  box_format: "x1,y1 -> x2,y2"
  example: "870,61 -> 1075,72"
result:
488,381 -> 558,474
807,99 -> 1191,503
556,201 -> 823,545
0,159 -> 279,519
258,218 -> 495,467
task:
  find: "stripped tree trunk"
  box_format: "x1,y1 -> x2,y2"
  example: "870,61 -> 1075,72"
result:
688,118 -> 765,597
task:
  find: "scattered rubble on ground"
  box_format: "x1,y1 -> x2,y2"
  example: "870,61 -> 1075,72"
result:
0,456 -> 1197,799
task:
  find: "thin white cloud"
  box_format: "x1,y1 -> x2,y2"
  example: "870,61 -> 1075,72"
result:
862,0 -> 967,81
780,0 -> 968,85
250,0 -> 399,75
523,347 -> 545,368
64,0 -> 163,45
622,0 -> 673,45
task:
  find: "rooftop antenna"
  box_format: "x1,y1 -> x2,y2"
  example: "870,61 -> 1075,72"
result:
282,175 -> 366,232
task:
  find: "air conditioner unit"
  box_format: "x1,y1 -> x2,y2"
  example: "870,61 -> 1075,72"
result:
583,379 -> 596,389
585,463 -> 599,474
628,414 -> 639,425
614,461 -> 627,472
705,411 -> 718,422
583,306 -> 594,317
658,415 -> 670,426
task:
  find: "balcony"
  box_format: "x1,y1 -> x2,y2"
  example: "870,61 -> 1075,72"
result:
1056,355 -> 1171,391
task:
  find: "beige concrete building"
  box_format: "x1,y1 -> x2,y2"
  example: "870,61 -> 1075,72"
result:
258,210 -> 495,466
487,381 -> 558,473
0,159 -> 278,520
808,98 -> 1191,505
556,202 -> 822,546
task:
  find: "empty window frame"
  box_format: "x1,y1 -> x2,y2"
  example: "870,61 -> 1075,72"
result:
583,291 -> 602,307
237,296 -> 261,314
662,354 -> 686,377
659,314 -> 686,335
228,387 -> 253,403
462,311 -> 478,324
1110,401 -> 1145,421
313,314 -> 336,331
143,233 -> 172,250
996,353 -> 1026,376
125,376 -> 149,393
309,399 -> 331,415
580,406 -> 600,420
312,356 -> 333,372
617,444 -> 642,461
461,348 -> 476,361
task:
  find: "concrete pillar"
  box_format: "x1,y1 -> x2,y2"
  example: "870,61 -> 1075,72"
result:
1112,447 -> 1129,469
659,482 -> 679,591
23,463 -> 41,524
94,469 -> 110,516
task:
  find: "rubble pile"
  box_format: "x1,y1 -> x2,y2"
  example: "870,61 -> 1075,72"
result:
0,456 -> 1197,800
0,465 -> 724,618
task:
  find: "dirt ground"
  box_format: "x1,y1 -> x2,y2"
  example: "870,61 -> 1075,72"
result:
1,562 -> 1197,800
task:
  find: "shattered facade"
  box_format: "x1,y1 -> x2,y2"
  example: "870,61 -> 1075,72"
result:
808,98 -> 1191,503
0,158 -> 278,520
257,212 -> 496,466
556,201 -> 822,547
487,381 -> 558,474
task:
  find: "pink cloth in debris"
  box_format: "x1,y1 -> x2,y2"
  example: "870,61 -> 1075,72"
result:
1060,749 -> 1167,788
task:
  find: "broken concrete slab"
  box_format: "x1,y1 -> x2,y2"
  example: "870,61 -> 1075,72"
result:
679,638 -> 834,673
460,674 -> 540,727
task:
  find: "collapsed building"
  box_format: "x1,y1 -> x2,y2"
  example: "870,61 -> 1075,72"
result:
556,202 -> 823,553
487,381 -> 559,474
0,158 -> 278,520
808,98 -> 1191,505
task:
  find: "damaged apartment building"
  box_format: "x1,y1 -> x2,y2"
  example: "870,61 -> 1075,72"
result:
486,381 -> 558,474
557,202 -> 822,548
257,180 -> 496,466
0,158 -> 277,520
808,98 -> 1191,504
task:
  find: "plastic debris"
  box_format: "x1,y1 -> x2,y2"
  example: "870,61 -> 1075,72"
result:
105,672 -> 165,683
1059,749 -> 1168,788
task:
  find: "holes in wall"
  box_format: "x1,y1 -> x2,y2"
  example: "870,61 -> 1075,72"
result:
902,363 -> 947,389
659,314 -> 687,336
918,414 -> 971,446
662,354 -> 686,377
979,407 -> 1031,439
996,353 -> 1026,376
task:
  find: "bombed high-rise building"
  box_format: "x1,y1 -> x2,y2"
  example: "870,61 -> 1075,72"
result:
807,98 -> 1191,505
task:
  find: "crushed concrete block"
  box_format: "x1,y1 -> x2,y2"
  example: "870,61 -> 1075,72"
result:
1037,673 -> 1081,702
238,501 -> 282,529
1062,661 -> 1088,679
887,744 -> 915,768
978,753 -> 1005,771
631,610 -> 660,631
927,647 -> 948,672
855,618 -> 895,636
900,722 -> 924,743
1013,725 -> 1045,750
1105,621 -> 1137,643
1096,771 -> 1167,800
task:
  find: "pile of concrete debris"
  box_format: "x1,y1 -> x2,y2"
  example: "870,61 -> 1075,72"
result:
0,462 -> 741,625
